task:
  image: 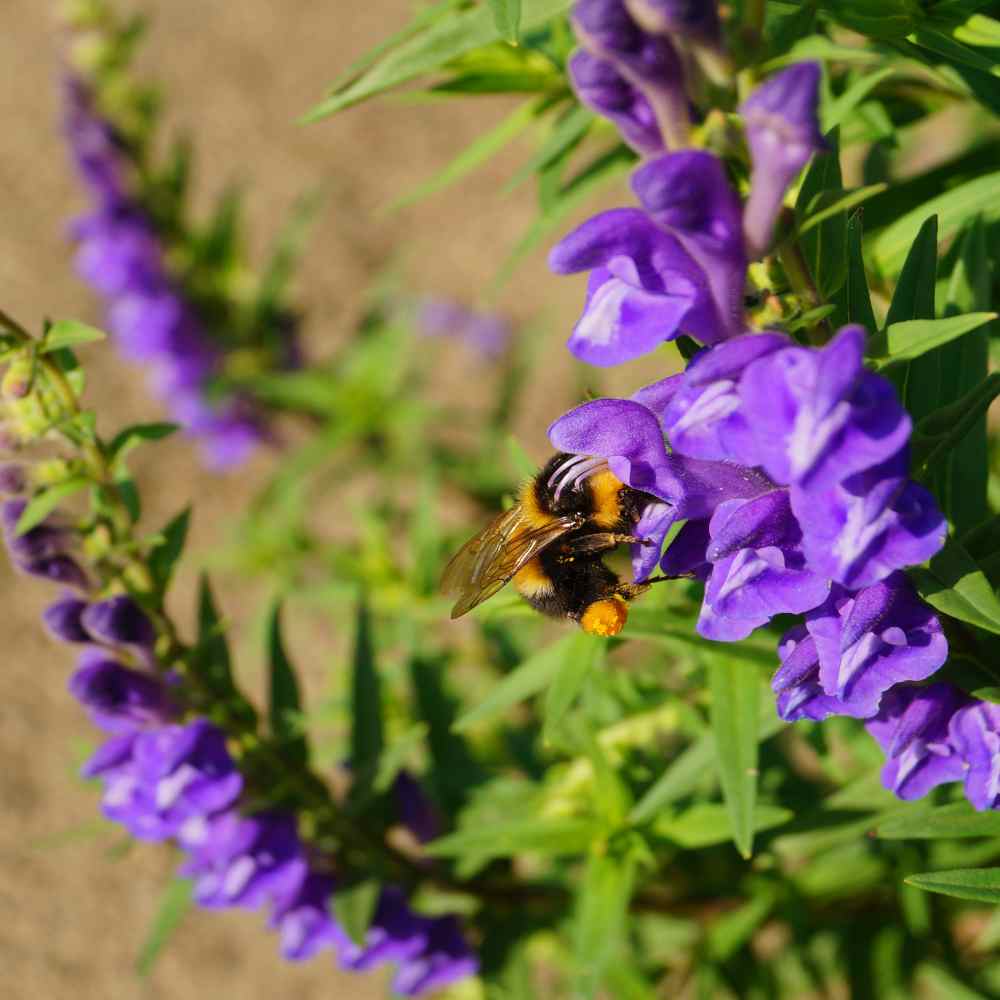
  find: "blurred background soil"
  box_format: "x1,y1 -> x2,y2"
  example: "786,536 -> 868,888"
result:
0,3 -> 664,996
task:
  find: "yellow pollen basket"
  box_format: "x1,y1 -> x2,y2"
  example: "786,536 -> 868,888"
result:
580,596 -> 629,637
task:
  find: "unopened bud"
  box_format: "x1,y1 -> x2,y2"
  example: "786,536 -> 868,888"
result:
34,459 -> 73,486
2,365 -> 32,400
0,463 -> 27,494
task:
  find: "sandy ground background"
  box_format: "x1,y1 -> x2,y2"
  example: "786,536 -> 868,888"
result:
0,2 -> 655,997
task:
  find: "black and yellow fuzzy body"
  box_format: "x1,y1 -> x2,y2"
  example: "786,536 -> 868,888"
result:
441,452 -> 655,636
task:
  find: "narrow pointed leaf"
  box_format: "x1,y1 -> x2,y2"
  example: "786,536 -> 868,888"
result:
708,653 -> 761,858
333,879 -> 381,947
267,601 -> 308,765
905,867 -> 1000,903
14,478 -> 88,535
488,0 -> 522,43
831,210 -> 877,332
543,632 -> 604,742
41,319 -> 106,353
912,538 -> 1000,636
877,802 -> 1000,839
135,878 -> 193,977
870,313 -> 996,368
149,507 -> 190,597
351,596 -> 384,774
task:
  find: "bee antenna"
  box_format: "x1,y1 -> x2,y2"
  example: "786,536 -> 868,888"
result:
642,574 -> 689,585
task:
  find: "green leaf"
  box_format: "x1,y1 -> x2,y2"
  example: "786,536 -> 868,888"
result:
14,478 -> 89,535
351,597 -> 384,775
630,706 -> 785,825
41,319 -> 106,353
453,633 -> 580,731
912,537 -> 1000,636
267,602 -> 308,765
302,0 -> 571,120
389,98 -> 539,210
332,878 -> 381,946
869,313 -> 996,367
935,218 -> 994,534
135,878 -> 192,977
149,507 -> 190,597
822,67 -> 896,131
797,183 -> 887,235
705,886 -> 779,961
882,215 -> 938,418
708,653 -> 761,858
572,849 -> 636,998
108,422 -> 179,462
654,803 -> 793,849
872,171 -> 1000,275
542,632 -> 604,743
905,867 -> 1000,903
194,576 -> 250,718
425,816 -> 599,860
831,210 -> 878,332
795,127 -> 847,298
505,103 -> 594,193
488,0 -> 522,43
877,801 -> 1000,839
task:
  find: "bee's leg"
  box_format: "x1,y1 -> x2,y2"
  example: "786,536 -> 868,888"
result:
617,582 -> 651,600
565,532 -> 651,557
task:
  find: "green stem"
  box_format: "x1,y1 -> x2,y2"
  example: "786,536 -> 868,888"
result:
777,237 -> 831,346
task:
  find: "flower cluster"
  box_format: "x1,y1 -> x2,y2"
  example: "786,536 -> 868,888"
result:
548,0 -> 1000,811
63,75 -> 278,469
2,498 -> 476,994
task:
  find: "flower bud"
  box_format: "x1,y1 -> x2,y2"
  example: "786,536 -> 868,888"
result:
82,595 -> 156,650
0,463 -> 26,494
2,362 -> 32,400
43,595 -> 91,643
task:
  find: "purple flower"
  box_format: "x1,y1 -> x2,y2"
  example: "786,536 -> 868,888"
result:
43,594 -> 90,643
568,49 -> 663,156
631,152 -> 746,340
62,76 -> 128,206
269,873 -> 349,960
694,490 -> 829,641
338,887 -> 428,971
772,625 -> 849,722
549,209 -> 728,365
99,719 -> 243,840
179,811 -> 307,910
794,450 -> 946,590
0,463 -> 27,494
624,0 -> 722,44
949,702 -> 1000,811
662,333 -> 787,462
393,771 -> 441,844
72,209 -> 164,298
81,595 -> 156,651
392,916 -> 480,997
417,298 -> 511,360
740,63 -> 824,259
68,649 -> 173,733
866,684 -> 968,800
806,574 -> 948,719
2,499 -> 89,590
572,0 -> 690,148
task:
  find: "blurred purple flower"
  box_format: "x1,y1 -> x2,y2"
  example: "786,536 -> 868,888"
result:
2,499 -> 89,590
741,62 -> 825,259
417,298 -> 511,360
393,915 -> 480,996
624,0 -> 722,44
68,648 -> 173,733
81,595 -> 156,651
43,594 -> 91,643
269,873 -> 349,960
338,886 -> 429,971
569,49 -> 663,156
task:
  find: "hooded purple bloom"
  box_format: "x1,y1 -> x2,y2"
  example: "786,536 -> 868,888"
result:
550,209 -> 708,365
179,811 -> 308,910
572,0 -> 690,148
100,719 -> 243,840
43,594 -> 90,643
62,75 -> 128,205
740,62 -> 825,259
338,887 -> 429,971
624,0 -> 721,43
806,574 -> 948,719
68,649 -> 173,733
866,684 -> 968,800
72,209 -> 164,299
568,49 -> 663,156
694,490 -> 829,641
794,450 -> 946,590
949,702 -> 1000,811
269,873 -> 349,960
392,916 -> 480,997
81,595 -> 156,651
772,625 -> 850,722
0,463 -> 27,494
82,731 -> 139,780
2,499 -> 89,590
631,151 -> 746,340
662,332 -> 786,463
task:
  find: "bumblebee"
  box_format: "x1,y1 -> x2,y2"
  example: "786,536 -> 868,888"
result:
441,453 -> 659,636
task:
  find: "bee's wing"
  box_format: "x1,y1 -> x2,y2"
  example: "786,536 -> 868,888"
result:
441,505 -> 578,619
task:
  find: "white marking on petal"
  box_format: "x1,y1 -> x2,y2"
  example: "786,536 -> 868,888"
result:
223,855 -> 257,899
837,632 -> 881,697
155,763 -> 198,809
